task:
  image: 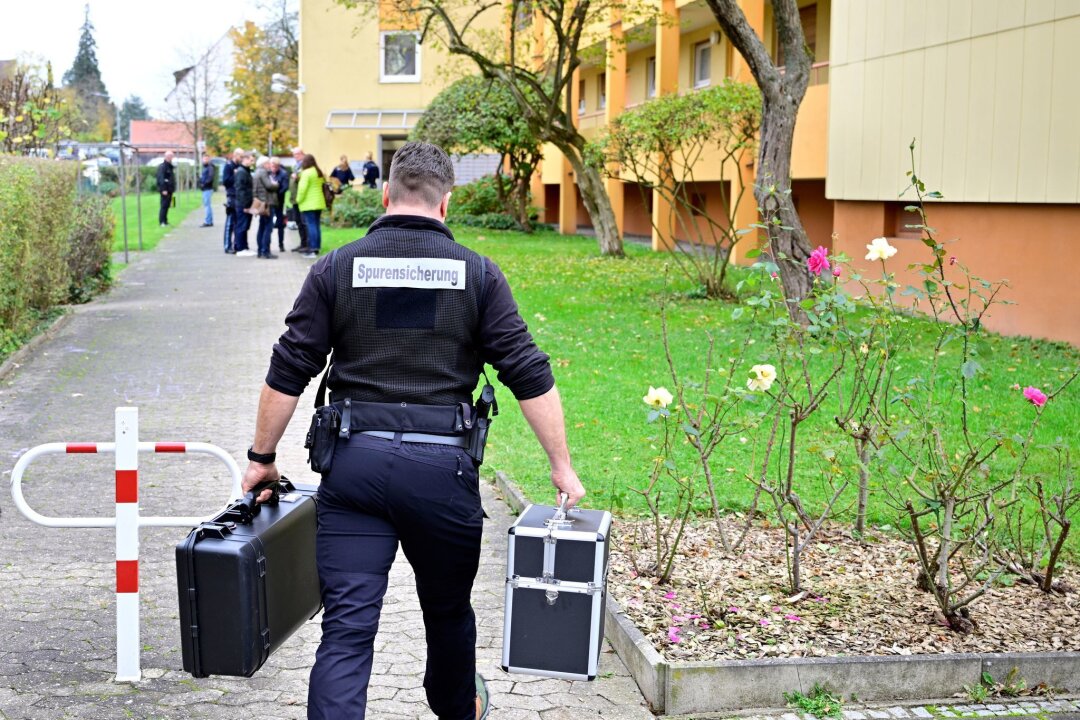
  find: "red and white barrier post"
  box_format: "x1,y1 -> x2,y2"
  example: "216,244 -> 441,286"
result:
10,407 -> 242,682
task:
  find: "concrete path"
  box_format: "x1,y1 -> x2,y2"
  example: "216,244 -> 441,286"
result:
0,207 -> 653,719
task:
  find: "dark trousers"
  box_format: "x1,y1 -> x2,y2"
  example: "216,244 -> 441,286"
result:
292,203 -> 308,248
308,434 -> 483,720
302,210 -> 322,253
233,210 -> 252,252
273,203 -> 287,249
223,205 -> 235,251
256,212 -> 274,256
159,192 -> 173,225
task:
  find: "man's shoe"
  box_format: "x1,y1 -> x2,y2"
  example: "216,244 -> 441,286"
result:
475,673 -> 489,720
224,248 -> 236,254
264,253 -> 278,259
291,246 -> 307,252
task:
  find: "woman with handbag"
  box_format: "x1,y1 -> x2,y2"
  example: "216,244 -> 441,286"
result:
252,156 -> 280,259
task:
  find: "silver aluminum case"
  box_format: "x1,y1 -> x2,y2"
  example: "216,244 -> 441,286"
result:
502,503 -> 612,680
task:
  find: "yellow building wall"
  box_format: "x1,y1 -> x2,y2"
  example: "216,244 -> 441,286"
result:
298,0 -> 499,169
827,0 -> 1080,203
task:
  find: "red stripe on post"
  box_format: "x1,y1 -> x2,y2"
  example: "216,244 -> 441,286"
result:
66,443 -> 97,453
115,469 -> 138,503
154,443 -> 186,453
116,560 -> 138,594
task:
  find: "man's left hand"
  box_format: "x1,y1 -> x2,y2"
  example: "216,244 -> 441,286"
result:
241,460 -> 279,503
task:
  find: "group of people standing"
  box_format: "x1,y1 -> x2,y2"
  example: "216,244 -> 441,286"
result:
213,147 -> 330,259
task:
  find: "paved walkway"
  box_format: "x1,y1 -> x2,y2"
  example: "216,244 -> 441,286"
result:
0,207 -> 652,719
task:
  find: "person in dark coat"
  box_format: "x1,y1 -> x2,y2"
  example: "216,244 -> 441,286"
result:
156,151 -> 176,227
270,157 -> 290,253
232,153 -> 255,255
199,154 -> 215,227
361,151 -> 380,189
222,148 -> 243,253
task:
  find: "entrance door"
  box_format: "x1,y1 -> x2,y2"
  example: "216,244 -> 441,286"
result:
380,136 -> 408,182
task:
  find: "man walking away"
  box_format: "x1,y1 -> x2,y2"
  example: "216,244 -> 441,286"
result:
270,158 -> 290,253
157,151 -> 176,227
289,146 -> 309,252
222,148 -> 242,253
361,151 -> 379,189
199,154 -> 215,227
240,141 -> 585,719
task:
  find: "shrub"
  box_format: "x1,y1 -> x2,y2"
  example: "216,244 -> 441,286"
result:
446,212 -> 520,230
326,187 -> 384,228
450,176 -> 505,216
0,157 -> 77,352
65,194 -> 114,304
97,181 -> 119,197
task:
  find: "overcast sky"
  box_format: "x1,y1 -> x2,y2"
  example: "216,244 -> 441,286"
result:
3,0 -> 268,114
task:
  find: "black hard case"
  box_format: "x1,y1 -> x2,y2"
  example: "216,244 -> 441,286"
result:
502,503 -> 611,681
175,481 -> 321,678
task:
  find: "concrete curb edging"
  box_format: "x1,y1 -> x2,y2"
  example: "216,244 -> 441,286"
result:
0,312 -> 71,383
491,472 -> 1080,716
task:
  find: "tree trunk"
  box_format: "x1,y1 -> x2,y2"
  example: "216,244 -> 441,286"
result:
703,0 -> 814,306
564,149 -> 624,257
756,93 -> 813,303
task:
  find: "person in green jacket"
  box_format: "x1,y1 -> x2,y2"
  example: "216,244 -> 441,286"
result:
296,154 -> 328,258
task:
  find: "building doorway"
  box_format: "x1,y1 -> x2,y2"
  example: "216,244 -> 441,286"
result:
379,135 -> 408,182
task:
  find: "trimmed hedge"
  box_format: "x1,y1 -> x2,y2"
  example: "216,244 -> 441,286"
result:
326,177 -> 521,231
0,157 -> 114,357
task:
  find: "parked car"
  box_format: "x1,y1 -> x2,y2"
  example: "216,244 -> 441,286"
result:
146,156 -> 197,167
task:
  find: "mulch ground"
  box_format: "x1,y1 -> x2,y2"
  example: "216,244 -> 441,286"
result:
608,518 -> 1080,662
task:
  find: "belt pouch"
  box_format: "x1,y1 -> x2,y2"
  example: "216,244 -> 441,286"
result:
305,405 -> 339,474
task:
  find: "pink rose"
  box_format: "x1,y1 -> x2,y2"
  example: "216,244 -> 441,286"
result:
807,246 -> 830,276
832,265 -> 842,278
1022,386 -> 1048,407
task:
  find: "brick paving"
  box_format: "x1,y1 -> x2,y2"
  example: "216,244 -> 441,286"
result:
0,205 -> 651,719
0,205 -> 1076,720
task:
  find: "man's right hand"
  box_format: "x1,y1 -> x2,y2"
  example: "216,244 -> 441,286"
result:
551,466 -> 585,509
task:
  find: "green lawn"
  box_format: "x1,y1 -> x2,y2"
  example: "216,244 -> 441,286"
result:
321,224 -> 1080,554
109,190 -> 201,256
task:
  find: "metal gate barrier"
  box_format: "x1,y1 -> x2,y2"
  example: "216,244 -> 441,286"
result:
9,407 -> 243,682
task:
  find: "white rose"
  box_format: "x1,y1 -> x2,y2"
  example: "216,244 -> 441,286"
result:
865,236 -> 897,262
746,364 -> 776,392
643,386 -> 674,409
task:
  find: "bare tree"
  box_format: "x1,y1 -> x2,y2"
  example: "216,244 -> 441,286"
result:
338,0 -> 655,257
703,0 -> 814,305
165,37 -> 232,158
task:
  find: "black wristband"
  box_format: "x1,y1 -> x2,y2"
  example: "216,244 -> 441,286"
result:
247,446 -> 277,464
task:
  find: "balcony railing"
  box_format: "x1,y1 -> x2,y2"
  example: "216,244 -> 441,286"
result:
778,61 -> 830,86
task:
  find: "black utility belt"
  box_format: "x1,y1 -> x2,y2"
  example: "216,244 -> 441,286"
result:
305,396 -> 495,473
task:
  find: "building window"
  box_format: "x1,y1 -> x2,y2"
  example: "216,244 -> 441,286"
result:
885,202 -> 922,238
380,32 -> 420,83
694,41 -> 712,88
646,56 -> 657,97
598,73 -> 607,110
578,78 -> 586,115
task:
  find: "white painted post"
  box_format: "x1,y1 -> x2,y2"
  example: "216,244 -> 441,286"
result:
114,407 -> 141,682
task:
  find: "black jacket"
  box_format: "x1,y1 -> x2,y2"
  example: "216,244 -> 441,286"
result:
234,166 -> 253,210
199,163 -> 215,191
156,161 -> 176,193
222,160 -> 237,205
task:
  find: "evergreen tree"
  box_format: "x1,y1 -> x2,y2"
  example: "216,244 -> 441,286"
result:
63,3 -> 110,139
117,95 -> 150,141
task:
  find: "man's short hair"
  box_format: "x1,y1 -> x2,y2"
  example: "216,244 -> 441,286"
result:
290,146 -> 303,155
387,142 -> 454,209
